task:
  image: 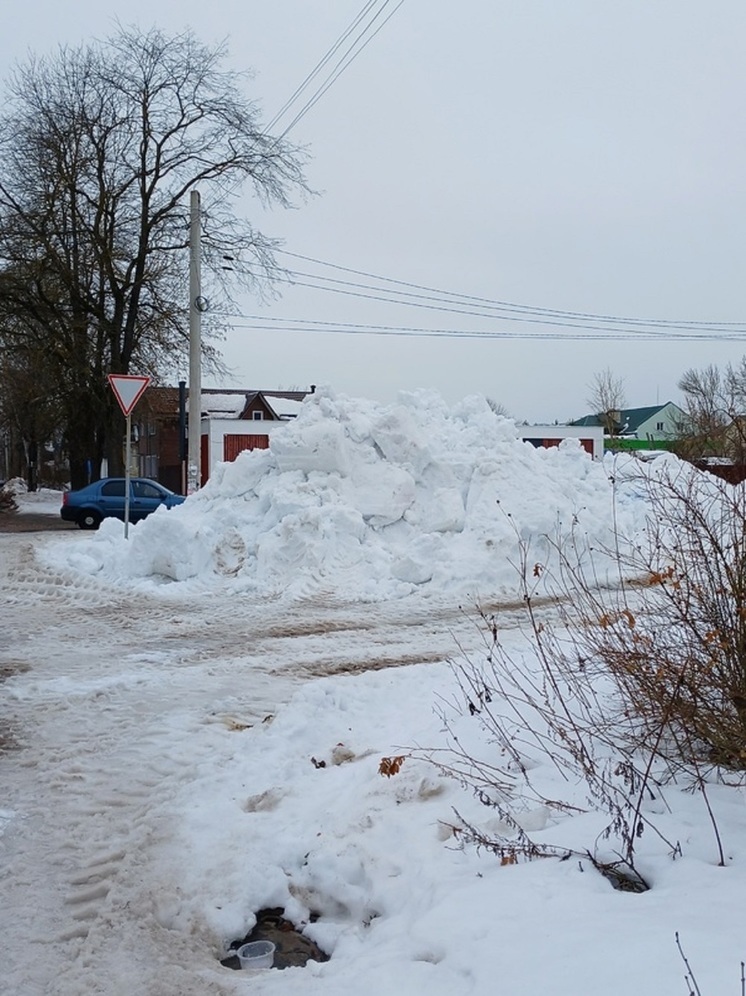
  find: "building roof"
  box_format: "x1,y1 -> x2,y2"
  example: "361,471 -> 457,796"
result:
202,393 -> 248,417
142,386 -> 181,416
143,386 -> 311,420
572,402 -> 681,433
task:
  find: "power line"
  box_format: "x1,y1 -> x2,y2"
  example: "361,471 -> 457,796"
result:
208,9 -> 745,344
220,313 -> 746,343
276,1 -> 405,139
210,2 -> 404,206
265,1 -> 383,133
275,249 -> 746,331
276,269 -> 746,336
225,249 -> 746,338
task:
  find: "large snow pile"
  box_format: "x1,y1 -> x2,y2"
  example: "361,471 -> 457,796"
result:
53,389 -> 649,602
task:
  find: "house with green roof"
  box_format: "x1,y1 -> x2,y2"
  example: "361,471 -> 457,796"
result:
572,402 -> 687,442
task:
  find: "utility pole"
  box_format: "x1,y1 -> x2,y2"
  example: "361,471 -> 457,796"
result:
178,379 -> 187,495
187,189 -> 202,494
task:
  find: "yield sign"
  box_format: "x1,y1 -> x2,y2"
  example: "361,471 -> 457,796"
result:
108,374 -> 151,416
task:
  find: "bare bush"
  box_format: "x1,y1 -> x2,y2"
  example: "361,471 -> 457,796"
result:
675,931 -> 746,995
578,459 -> 746,771
434,582 -> 671,890
429,455 -> 746,880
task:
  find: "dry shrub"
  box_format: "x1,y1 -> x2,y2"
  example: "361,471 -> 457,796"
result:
429,456 -> 746,879
436,586 -> 670,888
576,460 -> 746,770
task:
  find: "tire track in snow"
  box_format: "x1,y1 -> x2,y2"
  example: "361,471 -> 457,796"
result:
1,531 -> 560,995
1,667 -> 208,995
55,726 -> 197,944
4,540 -> 124,609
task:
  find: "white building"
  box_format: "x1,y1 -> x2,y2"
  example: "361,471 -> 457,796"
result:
199,389 -> 312,484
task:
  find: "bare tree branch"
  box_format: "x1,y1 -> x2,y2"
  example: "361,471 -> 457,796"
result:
0,26 -> 309,486
587,368 -> 626,436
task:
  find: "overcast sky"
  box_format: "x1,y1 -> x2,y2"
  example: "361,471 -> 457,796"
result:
4,1 -> 746,422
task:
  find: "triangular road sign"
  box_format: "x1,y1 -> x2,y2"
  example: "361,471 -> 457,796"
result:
108,374 -> 151,416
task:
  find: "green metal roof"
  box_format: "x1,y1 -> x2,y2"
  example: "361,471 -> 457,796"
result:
572,403 -> 679,432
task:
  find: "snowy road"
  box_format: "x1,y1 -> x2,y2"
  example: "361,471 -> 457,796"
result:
0,530 -> 500,996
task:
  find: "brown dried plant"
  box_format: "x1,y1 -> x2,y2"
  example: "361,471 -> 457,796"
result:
378,756 -> 406,778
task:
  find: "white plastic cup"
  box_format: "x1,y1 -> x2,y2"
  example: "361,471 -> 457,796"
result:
236,940 -> 276,971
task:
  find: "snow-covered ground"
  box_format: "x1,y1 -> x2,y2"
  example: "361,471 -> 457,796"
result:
1,482 -> 63,514
1,390 -> 744,995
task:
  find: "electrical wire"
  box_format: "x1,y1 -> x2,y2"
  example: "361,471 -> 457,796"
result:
210,1 -> 404,207
200,4 -> 746,347
267,1 -> 404,139
276,1 -> 405,139
276,269 -> 746,336
220,314 -> 746,343
265,1 -> 383,133
275,250 -> 746,332
221,247 -> 746,339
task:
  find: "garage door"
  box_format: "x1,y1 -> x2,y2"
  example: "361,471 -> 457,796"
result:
223,434 -> 270,462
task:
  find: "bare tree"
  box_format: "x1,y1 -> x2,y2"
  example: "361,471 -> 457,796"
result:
0,26 -> 308,487
586,368 -> 626,436
678,359 -> 746,463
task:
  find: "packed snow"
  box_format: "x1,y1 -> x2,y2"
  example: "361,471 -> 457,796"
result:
1,389 -> 744,996
53,389 -> 647,601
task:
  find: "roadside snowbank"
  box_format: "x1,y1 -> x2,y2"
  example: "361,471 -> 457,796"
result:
48,389 -> 646,602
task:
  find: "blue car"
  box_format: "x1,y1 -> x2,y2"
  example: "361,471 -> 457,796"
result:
61,477 -> 186,529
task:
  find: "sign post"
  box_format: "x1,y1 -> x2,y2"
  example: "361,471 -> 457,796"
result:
108,374 -> 151,538
188,190 -> 202,494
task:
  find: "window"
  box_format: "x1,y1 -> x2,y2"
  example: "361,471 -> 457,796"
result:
101,481 -> 126,497
252,411 -> 263,421
656,422 -> 664,431
133,481 -> 163,499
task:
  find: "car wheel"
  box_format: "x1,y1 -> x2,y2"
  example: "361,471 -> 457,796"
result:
78,511 -> 101,530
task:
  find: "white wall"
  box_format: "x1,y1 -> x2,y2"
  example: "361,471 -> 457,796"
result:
635,403 -> 685,440
201,417 -> 290,479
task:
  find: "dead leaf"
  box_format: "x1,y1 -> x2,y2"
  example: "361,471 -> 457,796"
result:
379,755 -> 406,778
